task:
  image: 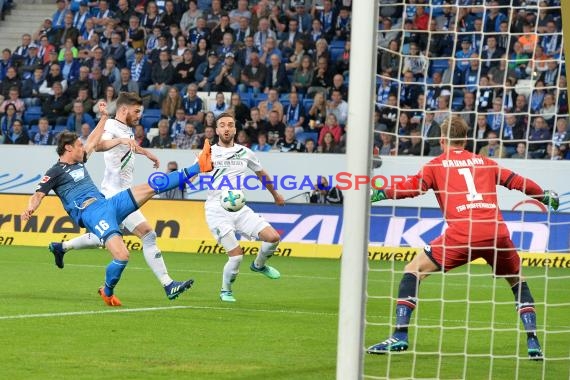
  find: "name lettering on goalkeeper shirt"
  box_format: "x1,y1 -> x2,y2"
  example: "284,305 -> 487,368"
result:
441,157 -> 485,167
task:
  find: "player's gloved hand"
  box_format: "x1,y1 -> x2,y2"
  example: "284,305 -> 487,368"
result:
370,189 -> 387,203
542,190 -> 559,211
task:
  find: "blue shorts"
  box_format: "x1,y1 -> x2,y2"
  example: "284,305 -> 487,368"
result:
80,189 -> 138,243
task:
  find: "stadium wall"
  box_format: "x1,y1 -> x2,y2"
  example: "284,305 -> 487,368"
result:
1,146 -> 569,212
1,194 -> 568,267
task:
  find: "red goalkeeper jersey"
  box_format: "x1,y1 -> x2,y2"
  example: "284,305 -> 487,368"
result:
384,149 -> 544,242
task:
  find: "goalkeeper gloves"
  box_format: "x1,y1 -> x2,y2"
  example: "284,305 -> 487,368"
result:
370,189 -> 387,203
541,190 -> 559,211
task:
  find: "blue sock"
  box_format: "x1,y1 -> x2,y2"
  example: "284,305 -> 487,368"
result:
394,273 -> 419,337
104,259 -> 128,296
159,163 -> 201,193
512,281 -> 537,338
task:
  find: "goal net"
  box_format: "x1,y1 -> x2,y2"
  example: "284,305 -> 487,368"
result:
339,0 -> 570,379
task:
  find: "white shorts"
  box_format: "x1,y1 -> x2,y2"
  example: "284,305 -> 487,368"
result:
205,201 -> 270,244
121,209 -> 147,232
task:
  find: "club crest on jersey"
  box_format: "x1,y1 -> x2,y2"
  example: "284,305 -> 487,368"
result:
69,168 -> 85,182
40,175 -> 51,183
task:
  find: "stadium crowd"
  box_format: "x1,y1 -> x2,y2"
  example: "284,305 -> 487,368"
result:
377,0 -> 569,160
0,0 -> 567,160
0,0 -> 352,153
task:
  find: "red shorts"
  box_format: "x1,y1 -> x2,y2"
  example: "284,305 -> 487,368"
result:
426,233 -> 521,276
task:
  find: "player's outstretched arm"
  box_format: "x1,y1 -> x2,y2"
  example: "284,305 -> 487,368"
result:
95,138 -> 137,153
256,169 -> 285,206
132,145 -> 160,169
84,103 -> 109,158
371,174 -> 425,203
21,191 -> 46,221
497,166 -> 559,210
538,190 -> 559,211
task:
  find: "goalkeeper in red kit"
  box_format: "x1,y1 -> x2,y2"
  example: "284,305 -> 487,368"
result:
366,116 -> 559,359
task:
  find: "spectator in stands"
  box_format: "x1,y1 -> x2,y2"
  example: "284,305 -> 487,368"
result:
236,129 -> 251,148
283,92 -> 306,134
59,50 -> 80,84
419,112 -> 440,156
253,17 -> 277,52
229,0 -> 251,32
326,88 -> 348,125
0,103 -> 18,136
196,50 -> 220,92
125,16 -> 145,62
209,91 -> 229,118
87,66 -> 108,102
160,87 -> 182,119
480,35 -> 505,77
308,91 -> 327,127
151,119 -> 174,148
32,117 -> 54,146
312,38 -> 330,66
228,92 -> 250,128
435,3 -> 456,32
203,110 -> 217,131
140,1 -> 160,34
83,46 -> 105,72
189,18 -> 211,48
113,0 -> 135,31
484,0 -> 507,33
476,76 -> 495,112
553,117 -> 570,146
170,108 -> 187,138
318,131 -> 340,153
473,114 -> 491,153
234,16 -> 254,46
265,109 -> 286,145
399,70 -> 423,109
400,129 -> 429,156
67,66 -> 90,99
380,40 -> 402,80
318,113 -> 342,146
0,49 -> 12,82
173,122 -> 200,149
334,39 -> 350,76
308,56 -> 334,98
378,95 -> 398,133
0,87 -> 24,118
134,124 -> 150,148
275,125 -> 304,152
291,54 -> 313,95
243,107 -> 266,141
0,66 -> 20,104
4,119 -> 29,145
52,0 -> 70,31
510,142 -> 527,159
530,79 -> 546,114
377,131 -> 396,156
130,48 -> 152,90
539,60 -> 559,87
478,131 -> 507,158
303,138 -> 317,153
508,41 -> 530,79
65,86 -> 94,116
173,49 -> 198,92
114,67 -> 139,95
235,34 -> 257,67
182,83 -> 205,129
21,67 -> 45,108
205,0 -> 224,29
41,81 -> 68,126
502,79 -> 519,113
210,15 -> 234,50
93,85 -> 117,119
427,18 -> 453,58
279,19 -> 303,60
377,18 -> 400,50
540,93 -> 557,125
149,34 -> 172,65
557,76 -> 568,114
180,1 -> 203,37
37,36 -> 56,67
528,116 -> 552,158
306,18 -> 325,49
486,96 -> 504,132
214,52 -> 241,92
105,33 -> 127,69
161,1 -> 182,32
148,50 -> 174,106
544,142 -> 564,160
540,20 -> 562,58
501,114 -> 526,157
66,100 -> 94,133
251,131 -> 272,152
198,124 -> 216,148
264,54 -> 289,94
334,5 -> 351,42
258,88 -> 284,121
56,13 -> 80,49
239,51 -> 266,94
18,43 -> 42,81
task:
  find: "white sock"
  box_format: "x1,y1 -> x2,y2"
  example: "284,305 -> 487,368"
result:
141,231 -> 173,286
222,255 -> 243,291
254,241 -> 279,269
62,233 -> 102,251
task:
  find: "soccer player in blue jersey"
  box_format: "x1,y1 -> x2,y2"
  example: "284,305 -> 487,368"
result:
21,93 -> 213,306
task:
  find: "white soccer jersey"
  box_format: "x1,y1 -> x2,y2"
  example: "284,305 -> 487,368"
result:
100,118 -> 135,197
205,143 -> 263,205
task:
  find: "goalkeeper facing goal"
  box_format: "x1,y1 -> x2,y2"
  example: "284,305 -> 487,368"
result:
366,116 -> 559,359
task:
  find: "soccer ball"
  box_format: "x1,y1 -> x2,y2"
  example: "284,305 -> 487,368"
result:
220,189 -> 246,212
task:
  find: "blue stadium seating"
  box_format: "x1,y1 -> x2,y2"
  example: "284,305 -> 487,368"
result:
303,98 -> 314,113
53,125 -> 68,134
23,106 -> 42,125
141,108 -> 162,131
297,132 -> 318,143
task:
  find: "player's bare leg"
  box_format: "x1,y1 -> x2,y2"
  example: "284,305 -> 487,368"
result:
250,226 -> 281,279
505,275 -> 543,360
131,221 -> 194,300
367,249 -> 439,354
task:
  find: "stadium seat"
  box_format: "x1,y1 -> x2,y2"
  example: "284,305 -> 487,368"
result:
27,124 -> 39,138
330,47 -> 344,63
23,106 -> 42,125
141,115 -> 161,131
329,40 -> 345,50
53,125 -> 68,134
297,132 -> 318,143
303,98 -> 314,113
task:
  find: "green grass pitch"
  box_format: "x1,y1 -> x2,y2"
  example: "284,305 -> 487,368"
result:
0,246 -> 568,379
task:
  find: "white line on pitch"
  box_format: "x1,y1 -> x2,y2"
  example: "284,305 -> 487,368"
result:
0,305 -> 337,321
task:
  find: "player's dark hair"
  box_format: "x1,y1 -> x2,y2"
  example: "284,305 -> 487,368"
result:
116,91 -> 143,108
56,131 -> 78,156
440,116 -> 468,146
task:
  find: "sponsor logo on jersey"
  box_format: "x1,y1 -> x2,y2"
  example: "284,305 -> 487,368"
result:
40,176 -> 51,183
69,168 -> 85,182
